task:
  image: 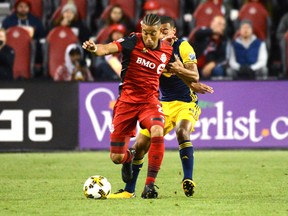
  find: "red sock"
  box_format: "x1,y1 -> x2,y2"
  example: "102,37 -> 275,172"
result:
119,149 -> 133,164
146,136 -> 164,185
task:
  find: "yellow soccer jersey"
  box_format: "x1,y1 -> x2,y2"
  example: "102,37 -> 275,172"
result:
179,40 -> 197,65
160,39 -> 198,103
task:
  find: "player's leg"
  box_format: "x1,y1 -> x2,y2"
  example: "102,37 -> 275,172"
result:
109,100 -> 138,183
109,132 -> 151,198
175,119 -> 196,197
124,132 -> 151,193
176,119 -> 194,180
139,102 -> 165,198
141,124 -> 164,199
110,100 -> 174,199
110,134 -> 135,183
176,102 -> 201,197
110,136 -> 133,164
146,124 -> 164,185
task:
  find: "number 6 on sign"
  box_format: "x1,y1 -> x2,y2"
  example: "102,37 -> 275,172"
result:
28,110 -> 53,142
0,89 -> 53,142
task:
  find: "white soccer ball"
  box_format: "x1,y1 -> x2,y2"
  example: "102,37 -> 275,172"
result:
83,175 -> 111,199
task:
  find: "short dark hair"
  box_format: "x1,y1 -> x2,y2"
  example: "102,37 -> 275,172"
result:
160,16 -> 176,28
142,13 -> 161,27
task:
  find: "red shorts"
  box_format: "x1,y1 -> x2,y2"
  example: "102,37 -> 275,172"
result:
110,99 -> 165,138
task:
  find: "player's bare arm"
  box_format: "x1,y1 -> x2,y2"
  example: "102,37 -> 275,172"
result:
180,67 -> 214,94
190,82 -> 214,94
182,62 -> 199,82
82,39 -> 119,56
167,56 -> 213,94
168,55 -> 199,83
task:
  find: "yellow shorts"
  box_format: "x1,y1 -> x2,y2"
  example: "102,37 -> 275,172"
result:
140,101 -> 201,138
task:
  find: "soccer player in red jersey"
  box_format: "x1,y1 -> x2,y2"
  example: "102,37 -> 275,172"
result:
83,14 -> 185,186
109,16 -> 214,199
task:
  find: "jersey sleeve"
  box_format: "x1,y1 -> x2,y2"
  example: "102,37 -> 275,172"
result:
113,34 -> 137,54
179,40 -> 197,64
169,53 -> 175,63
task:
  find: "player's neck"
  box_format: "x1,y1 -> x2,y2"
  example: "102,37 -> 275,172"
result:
149,40 -> 160,50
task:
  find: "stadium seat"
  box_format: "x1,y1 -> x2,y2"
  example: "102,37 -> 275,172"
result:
45,26 -> 78,78
157,0 -> 185,36
237,2 -> 270,43
29,0 -> 43,20
156,0 -> 184,20
6,26 -> 34,79
192,1 -> 223,28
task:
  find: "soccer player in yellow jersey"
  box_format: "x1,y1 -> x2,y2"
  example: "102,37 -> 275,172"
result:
110,16 -> 213,199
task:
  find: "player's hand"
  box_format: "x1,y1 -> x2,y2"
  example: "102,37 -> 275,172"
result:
190,82 -> 214,94
162,35 -> 177,45
82,40 -> 97,53
167,54 -> 184,73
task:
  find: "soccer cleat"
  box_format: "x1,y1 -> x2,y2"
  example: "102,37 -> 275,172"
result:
182,179 -> 196,197
121,149 -> 136,183
141,183 -> 159,199
109,189 -> 136,199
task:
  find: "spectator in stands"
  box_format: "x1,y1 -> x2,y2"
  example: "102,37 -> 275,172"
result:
210,0 -> 235,37
2,0 -> 45,67
192,15 -> 227,79
136,0 -> 160,32
97,4 -> 134,35
0,28 -> 15,80
227,19 -> 268,79
51,2 -> 90,43
54,43 -> 93,81
2,0 -> 45,40
93,24 -> 126,81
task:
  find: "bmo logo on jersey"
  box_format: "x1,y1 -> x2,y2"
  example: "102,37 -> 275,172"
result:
136,57 -> 166,74
0,89 -> 52,142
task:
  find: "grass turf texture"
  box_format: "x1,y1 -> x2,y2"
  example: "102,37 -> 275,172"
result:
0,151 -> 287,216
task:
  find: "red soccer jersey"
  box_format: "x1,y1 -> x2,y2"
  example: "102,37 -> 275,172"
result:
113,33 -> 173,103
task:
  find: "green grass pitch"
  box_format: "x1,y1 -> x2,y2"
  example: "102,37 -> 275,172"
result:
0,150 -> 287,216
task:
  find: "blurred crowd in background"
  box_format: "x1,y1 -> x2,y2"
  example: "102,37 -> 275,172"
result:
0,0 -> 288,82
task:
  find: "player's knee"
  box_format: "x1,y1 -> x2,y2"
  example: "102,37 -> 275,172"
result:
110,153 -> 124,164
150,125 -> 164,137
176,127 -> 190,141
